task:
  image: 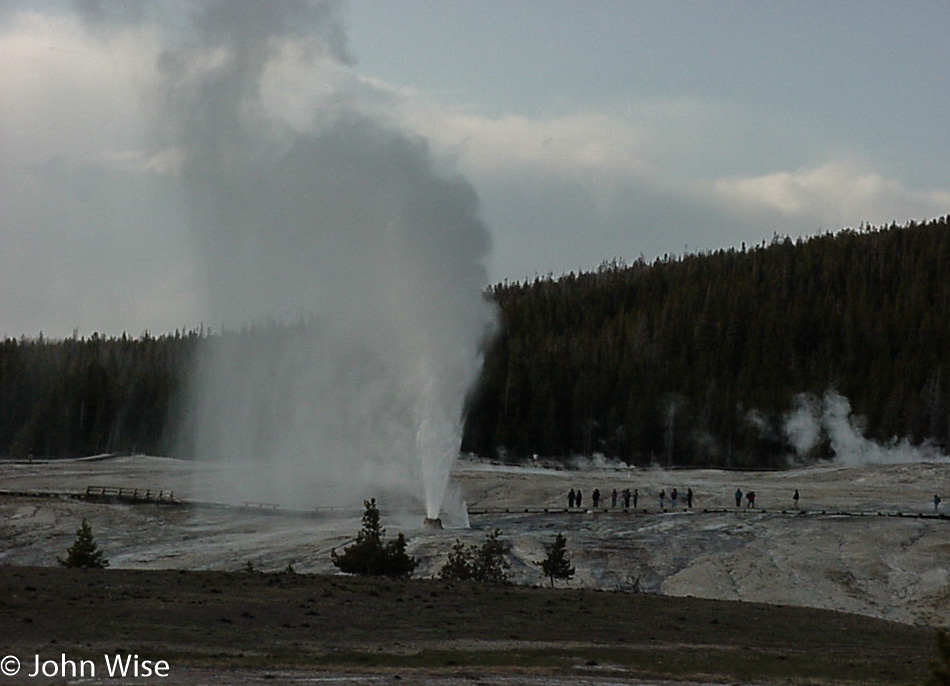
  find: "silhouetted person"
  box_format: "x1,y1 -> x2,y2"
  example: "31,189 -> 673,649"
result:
568,488 -> 576,508
686,487 -> 693,509
670,488 -> 678,509
622,488 -> 631,509
793,489 -> 800,509
576,490 -> 583,508
592,488 -> 601,508
611,489 -> 618,507
633,488 -> 638,509
659,488 -> 666,509
746,491 -> 756,508
735,488 -> 743,507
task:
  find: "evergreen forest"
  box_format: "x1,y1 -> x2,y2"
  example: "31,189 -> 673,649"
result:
3,217 -> 950,469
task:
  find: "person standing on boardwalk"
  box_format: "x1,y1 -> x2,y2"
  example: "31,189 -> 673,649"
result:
746,491 -> 756,508
592,488 -> 601,508
568,488 -> 576,508
670,488 -> 678,509
633,488 -> 639,509
659,488 -> 666,509
735,488 -> 743,508
622,488 -> 631,509
686,487 -> 693,509
793,489 -> 800,509
611,489 -> 618,508
576,490 -> 583,508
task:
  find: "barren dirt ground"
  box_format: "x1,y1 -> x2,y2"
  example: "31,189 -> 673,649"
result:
0,565 -> 938,686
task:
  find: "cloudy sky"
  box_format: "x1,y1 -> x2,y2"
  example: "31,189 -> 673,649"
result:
2,0 -> 949,339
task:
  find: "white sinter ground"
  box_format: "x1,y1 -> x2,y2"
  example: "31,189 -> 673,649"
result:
0,454 -> 947,626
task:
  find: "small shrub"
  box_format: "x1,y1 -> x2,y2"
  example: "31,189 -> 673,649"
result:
331,498 -> 417,578
58,519 -> 109,569
438,529 -> 512,583
439,539 -> 475,581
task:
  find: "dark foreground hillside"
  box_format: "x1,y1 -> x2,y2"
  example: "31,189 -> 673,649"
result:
0,566 -> 940,685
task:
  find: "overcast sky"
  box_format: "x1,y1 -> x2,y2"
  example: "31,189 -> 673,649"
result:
2,0 -> 949,339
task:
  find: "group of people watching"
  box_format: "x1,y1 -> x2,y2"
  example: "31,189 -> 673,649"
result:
566,486 -> 943,513
564,486 -> 789,511
567,486 -> 695,510
567,487 -> 638,509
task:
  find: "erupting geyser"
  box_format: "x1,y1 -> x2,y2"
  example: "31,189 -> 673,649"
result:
128,1 -> 495,518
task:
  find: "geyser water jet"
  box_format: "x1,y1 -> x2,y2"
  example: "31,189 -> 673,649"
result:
139,1 -> 495,517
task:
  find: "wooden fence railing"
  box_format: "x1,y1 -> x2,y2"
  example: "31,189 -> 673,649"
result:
84,485 -> 176,503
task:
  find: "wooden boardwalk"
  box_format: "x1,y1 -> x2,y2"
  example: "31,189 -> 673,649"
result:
466,506 -> 949,520
0,488 -> 945,521
84,485 -> 177,503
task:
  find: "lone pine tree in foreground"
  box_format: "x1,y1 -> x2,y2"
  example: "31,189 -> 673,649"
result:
58,518 -> 109,569
536,532 -> 575,587
331,498 -> 417,578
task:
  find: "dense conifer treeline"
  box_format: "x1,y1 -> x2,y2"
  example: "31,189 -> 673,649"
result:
2,217 -> 949,467
462,216 -> 950,466
0,331 -> 200,459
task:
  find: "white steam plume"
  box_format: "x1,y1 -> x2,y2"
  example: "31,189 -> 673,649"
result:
783,392 -> 822,457
784,391 -> 947,465
96,1 -> 496,516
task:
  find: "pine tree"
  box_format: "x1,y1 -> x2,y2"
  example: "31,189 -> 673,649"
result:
58,518 -> 109,569
535,532 -> 574,587
330,499 -> 417,578
471,529 -> 511,583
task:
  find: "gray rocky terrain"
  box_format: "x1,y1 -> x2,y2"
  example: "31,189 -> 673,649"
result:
1,455 -> 947,626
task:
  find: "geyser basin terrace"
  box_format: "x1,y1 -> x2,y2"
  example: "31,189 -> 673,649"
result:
0,454 -> 947,625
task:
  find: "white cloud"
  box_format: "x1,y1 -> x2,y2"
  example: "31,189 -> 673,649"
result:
0,10 -> 199,338
711,160 -> 950,230
98,147 -> 185,176
423,110 -> 652,222
418,111 -> 647,177
0,11 -> 159,164
372,93 -> 950,276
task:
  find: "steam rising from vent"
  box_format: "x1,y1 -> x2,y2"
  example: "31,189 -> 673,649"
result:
128,1 -> 494,517
784,391 -> 947,465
